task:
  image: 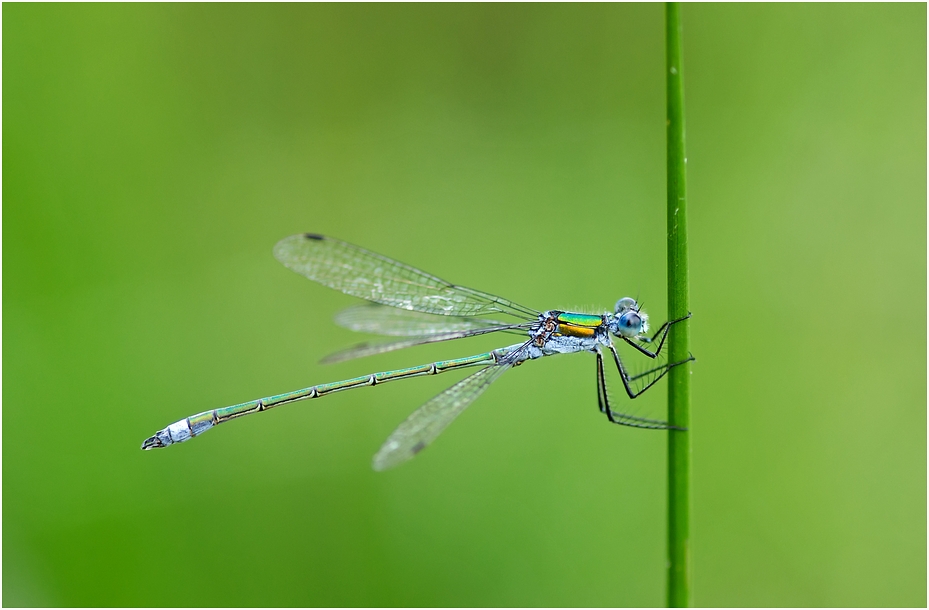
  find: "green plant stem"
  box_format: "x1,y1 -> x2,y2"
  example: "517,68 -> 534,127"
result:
665,2 -> 691,608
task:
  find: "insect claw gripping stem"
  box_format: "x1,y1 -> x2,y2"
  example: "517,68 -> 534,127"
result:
625,312 -> 692,358
595,347 -> 688,431
614,313 -> 693,396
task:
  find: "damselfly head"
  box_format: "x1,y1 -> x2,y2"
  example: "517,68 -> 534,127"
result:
611,298 -> 649,337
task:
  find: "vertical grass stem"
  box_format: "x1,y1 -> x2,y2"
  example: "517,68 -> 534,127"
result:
665,2 -> 692,607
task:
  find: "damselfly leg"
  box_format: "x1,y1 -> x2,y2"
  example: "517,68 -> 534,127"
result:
596,348 -> 682,429
593,333 -> 694,430
623,312 -> 693,358
609,342 -> 694,400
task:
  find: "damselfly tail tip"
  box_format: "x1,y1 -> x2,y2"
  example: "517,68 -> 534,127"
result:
141,434 -> 167,450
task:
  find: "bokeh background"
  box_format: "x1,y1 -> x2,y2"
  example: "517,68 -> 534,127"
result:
4,4 -> 925,607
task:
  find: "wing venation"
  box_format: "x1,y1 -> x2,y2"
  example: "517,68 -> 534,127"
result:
274,234 -> 537,319
372,362 -> 512,470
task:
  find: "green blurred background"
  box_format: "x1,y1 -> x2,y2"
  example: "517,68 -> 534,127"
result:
4,4 -> 925,607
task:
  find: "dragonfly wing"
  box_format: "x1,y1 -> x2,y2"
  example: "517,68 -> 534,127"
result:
334,303 -> 509,336
322,337 -> 446,363
322,326 -> 529,364
372,362 -> 512,471
274,234 -> 538,319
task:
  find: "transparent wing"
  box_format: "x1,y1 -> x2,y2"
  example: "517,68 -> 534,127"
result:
322,325 -> 529,364
372,362 -> 512,471
334,304 -> 510,336
274,234 -> 538,319
322,336 -> 455,363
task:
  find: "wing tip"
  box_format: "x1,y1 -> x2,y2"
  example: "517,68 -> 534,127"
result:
371,453 -> 400,472
372,439 -> 414,472
273,233 -> 326,263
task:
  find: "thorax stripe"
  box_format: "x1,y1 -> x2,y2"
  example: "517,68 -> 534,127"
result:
556,312 -> 603,327
558,324 -> 597,338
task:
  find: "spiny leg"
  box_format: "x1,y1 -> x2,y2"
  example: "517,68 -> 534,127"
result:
595,349 -> 608,415
609,343 -> 694,400
624,312 -> 692,359
595,347 -> 682,429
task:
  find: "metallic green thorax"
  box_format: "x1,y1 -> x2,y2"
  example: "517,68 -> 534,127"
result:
555,312 -> 603,327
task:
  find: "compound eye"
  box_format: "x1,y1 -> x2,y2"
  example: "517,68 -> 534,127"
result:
620,312 -> 642,334
615,297 -> 637,314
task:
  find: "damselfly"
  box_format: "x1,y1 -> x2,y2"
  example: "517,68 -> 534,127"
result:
142,234 -> 693,470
